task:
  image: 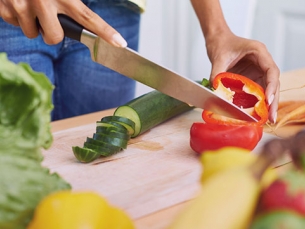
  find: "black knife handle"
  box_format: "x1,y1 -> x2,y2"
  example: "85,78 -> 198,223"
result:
36,14 -> 83,41
57,14 -> 83,41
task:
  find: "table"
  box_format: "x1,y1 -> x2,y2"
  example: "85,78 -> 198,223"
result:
44,68 -> 305,229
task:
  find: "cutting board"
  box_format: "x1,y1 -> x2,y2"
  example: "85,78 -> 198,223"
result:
42,108 -> 285,220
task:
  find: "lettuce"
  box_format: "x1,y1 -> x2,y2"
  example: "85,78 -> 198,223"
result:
0,53 -> 71,229
0,53 -> 54,161
0,154 -> 71,229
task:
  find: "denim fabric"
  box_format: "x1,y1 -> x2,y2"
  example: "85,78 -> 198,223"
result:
0,0 -> 140,121
85,0 -> 141,13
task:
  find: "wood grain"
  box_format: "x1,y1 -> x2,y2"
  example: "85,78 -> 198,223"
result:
43,109 -> 203,220
42,69 -> 305,229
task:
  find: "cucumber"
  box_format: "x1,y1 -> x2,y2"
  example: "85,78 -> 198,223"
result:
96,126 -> 127,134
94,131 -> 130,141
93,133 -> 128,149
96,121 -> 128,133
72,90 -> 193,163
85,137 -> 122,152
114,90 -> 193,137
72,146 -> 100,163
101,116 -> 135,135
83,142 -> 119,156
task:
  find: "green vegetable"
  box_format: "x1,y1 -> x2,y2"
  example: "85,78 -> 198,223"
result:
0,53 -> 54,161
201,78 -> 211,88
85,137 -> 122,152
72,146 -> 101,163
72,90 -> 193,163
250,210 -> 305,229
0,53 -> 71,229
73,117 -> 134,163
0,154 -> 71,229
100,116 -> 135,135
93,133 -> 128,149
114,90 -> 193,137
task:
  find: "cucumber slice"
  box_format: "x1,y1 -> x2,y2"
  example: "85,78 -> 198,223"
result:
72,146 -> 100,163
85,137 -> 122,152
93,133 -> 128,149
96,121 -> 128,133
114,90 -> 193,137
96,126 -> 127,134
101,116 -> 135,135
94,131 -> 130,141
83,142 -> 118,156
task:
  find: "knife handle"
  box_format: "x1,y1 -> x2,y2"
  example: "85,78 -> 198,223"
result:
36,14 -> 83,41
57,14 -> 83,41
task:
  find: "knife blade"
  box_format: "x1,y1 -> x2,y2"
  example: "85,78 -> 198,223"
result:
57,14 -> 257,122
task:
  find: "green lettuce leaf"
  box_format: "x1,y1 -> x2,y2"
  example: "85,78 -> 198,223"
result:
0,154 -> 71,229
0,53 -> 71,228
0,53 -> 54,161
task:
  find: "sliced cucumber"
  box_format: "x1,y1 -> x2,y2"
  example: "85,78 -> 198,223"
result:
94,131 -> 130,141
83,142 -> 118,156
96,126 -> 127,134
114,90 -> 193,137
96,120 -> 128,132
101,116 -> 135,135
72,90 -> 193,163
72,146 -> 100,163
93,133 -> 128,149
85,137 -> 122,152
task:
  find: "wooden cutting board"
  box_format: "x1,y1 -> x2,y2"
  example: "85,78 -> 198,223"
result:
42,108 -> 285,220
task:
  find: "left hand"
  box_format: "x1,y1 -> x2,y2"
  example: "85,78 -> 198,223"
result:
205,31 -> 280,124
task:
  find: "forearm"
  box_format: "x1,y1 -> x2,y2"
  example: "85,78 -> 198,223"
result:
190,0 -> 231,40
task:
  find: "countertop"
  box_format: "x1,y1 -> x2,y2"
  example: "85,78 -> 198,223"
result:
43,68 -> 305,229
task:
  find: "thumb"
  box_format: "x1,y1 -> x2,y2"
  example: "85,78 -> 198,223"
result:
209,61 -> 228,81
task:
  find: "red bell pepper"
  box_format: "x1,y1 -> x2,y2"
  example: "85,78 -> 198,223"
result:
190,72 -> 269,154
212,72 -> 268,124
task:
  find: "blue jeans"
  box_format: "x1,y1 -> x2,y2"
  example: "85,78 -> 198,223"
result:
0,0 -> 140,121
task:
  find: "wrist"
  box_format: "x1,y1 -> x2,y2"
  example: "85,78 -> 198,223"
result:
191,0 -> 231,41
203,21 -> 231,42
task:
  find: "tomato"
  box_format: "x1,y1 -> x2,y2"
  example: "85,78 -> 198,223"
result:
190,122 -> 263,153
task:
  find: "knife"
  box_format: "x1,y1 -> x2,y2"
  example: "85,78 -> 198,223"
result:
55,14 -> 256,122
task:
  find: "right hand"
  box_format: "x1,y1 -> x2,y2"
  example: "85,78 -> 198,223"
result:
0,0 -> 127,47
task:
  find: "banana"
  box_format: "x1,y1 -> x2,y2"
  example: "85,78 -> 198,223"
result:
168,166 -> 260,229
168,139 -> 287,229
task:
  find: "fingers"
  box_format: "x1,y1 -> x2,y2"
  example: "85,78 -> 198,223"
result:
264,67 -> 280,124
210,59 -> 228,81
0,2 -> 19,26
63,1 -> 127,47
0,0 -> 127,47
0,0 -> 40,38
15,6 -> 39,38
268,83 -> 279,124
253,42 -> 280,123
36,7 -> 65,44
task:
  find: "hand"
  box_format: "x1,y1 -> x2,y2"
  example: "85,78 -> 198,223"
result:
205,30 -> 280,123
0,0 -> 127,47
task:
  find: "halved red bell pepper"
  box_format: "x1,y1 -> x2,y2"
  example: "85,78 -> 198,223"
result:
190,72 -> 269,154
190,122 -> 263,152
212,72 -> 268,124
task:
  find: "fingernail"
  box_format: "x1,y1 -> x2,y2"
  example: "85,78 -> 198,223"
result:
272,112 -> 277,124
268,94 -> 275,105
112,33 -> 127,48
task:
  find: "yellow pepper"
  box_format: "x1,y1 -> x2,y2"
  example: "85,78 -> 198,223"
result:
200,146 -> 278,188
27,191 -> 134,229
